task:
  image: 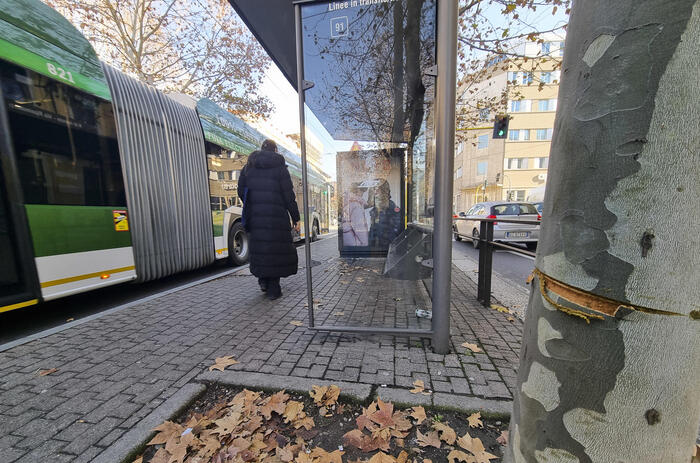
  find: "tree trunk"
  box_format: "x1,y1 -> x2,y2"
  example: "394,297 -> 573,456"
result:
507,1 -> 700,462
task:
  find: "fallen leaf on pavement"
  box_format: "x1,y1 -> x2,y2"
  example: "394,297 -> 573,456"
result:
490,304 -> 511,314
409,406 -> 426,424
416,430 -> 441,448
131,458 -> 143,463
461,342 -> 482,353
457,432 -> 498,463
38,368 -> 58,376
507,316 -> 516,322
526,272 -> 535,284
66,318 -> 74,322
290,320 -> 303,326
467,412 -> 483,428
410,379 -> 425,394
208,356 -> 239,371
333,311 -> 345,316
433,421 -> 457,444
447,449 -> 476,463
423,460 -> 433,463
496,430 -> 509,445
396,450 -> 408,463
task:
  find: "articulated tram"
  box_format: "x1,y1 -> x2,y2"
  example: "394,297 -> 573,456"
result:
0,0 -> 331,313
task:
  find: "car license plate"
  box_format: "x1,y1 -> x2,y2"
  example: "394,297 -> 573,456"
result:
506,232 -> 529,238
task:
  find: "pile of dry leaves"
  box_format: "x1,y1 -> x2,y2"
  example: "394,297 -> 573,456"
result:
133,385 -> 505,463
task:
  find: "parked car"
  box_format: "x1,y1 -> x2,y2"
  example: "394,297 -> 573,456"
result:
453,201 -> 541,251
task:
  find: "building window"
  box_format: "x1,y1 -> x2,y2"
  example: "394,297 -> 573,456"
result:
540,72 -> 551,83
537,157 -> 549,169
558,42 -> 565,56
455,167 -> 463,178
508,129 -> 530,141
507,189 -> 526,201
509,100 -> 531,112
536,128 -> 553,140
524,72 -> 534,84
552,70 -> 561,82
476,161 -> 488,176
537,99 -> 557,111
541,42 -> 551,55
477,134 -> 488,149
507,71 -> 518,83
506,158 -> 528,169
478,108 -> 490,121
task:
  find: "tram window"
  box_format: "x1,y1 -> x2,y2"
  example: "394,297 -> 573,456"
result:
1,61 -> 125,207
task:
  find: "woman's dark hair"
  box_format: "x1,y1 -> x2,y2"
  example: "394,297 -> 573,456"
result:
261,139 -> 277,152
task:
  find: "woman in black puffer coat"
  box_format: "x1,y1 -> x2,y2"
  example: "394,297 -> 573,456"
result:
238,140 -> 300,300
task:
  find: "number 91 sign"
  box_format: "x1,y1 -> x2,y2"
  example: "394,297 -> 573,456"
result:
330,16 -> 348,38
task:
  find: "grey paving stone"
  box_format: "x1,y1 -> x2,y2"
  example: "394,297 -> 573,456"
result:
432,392 -> 512,417
375,387 -> 432,406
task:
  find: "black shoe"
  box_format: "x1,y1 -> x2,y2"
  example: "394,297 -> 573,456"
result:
267,290 -> 282,301
259,279 -> 268,292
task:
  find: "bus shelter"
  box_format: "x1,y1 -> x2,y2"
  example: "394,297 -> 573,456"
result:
229,0 -> 457,353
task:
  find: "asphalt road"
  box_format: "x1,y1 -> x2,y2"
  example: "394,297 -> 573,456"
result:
452,237 -> 536,288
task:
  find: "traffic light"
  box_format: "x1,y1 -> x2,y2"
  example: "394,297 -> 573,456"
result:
493,115 -> 509,139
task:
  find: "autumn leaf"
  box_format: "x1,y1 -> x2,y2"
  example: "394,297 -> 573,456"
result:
496,430 -> 509,445
38,368 -> 59,376
277,445 -> 295,462
456,433 -> 498,463
148,421 -> 185,445
433,422 -> 457,444
368,452 -> 397,463
490,304 -> 511,314
131,458 -> 143,463
416,430 -> 441,449
396,450 -> 408,463
283,401 -> 305,423
309,385 -> 340,407
447,450 -> 477,463
260,390 -> 289,419
410,379 -> 425,394
209,355 -> 239,371
507,316 -> 516,322
310,447 -> 344,463
369,399 -> 395,428
333,311 -> 345,316
467,412 -> 483,428
461,342 -> 482,353
409,406 -> 427,424
290,321 -> 303,326
211,412 -> 242,436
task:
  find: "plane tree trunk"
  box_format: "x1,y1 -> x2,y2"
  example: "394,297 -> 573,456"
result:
507,0 -> 700,461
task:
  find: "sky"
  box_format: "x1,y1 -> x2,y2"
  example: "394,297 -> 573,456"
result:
254,1 -> 569,181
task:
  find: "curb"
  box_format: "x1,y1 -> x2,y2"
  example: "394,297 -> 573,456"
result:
375,386 -> 512,418
92,383 -> 206,463
197,371 -> 373,403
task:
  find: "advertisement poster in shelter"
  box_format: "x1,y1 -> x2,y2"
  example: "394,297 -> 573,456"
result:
337,148 -> 405,257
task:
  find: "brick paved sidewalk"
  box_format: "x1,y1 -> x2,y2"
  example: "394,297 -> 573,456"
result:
0,236 -> 523,462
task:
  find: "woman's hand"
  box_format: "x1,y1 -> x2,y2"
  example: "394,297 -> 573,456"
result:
294,222 -> 301,233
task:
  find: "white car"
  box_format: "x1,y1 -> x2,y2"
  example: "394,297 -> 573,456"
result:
453,201 -> 541,251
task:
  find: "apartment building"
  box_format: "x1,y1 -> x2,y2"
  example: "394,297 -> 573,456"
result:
453,33 -> 565,213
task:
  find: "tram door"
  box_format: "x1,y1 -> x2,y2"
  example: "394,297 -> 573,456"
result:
0,174 -> 36,311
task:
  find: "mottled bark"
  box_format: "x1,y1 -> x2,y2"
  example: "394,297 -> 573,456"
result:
507,1 -> 700,462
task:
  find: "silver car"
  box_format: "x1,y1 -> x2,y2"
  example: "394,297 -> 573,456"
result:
453,201 -> 540,251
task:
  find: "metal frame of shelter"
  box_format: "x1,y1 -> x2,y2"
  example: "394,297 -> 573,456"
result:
290,0 -> 457,354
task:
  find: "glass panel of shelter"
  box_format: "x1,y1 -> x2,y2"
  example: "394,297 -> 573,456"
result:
299,0 -> 437,335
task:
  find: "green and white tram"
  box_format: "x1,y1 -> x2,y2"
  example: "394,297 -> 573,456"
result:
0,0 -> 331,313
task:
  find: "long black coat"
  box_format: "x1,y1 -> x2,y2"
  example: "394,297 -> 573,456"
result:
238,150 -> 300,278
